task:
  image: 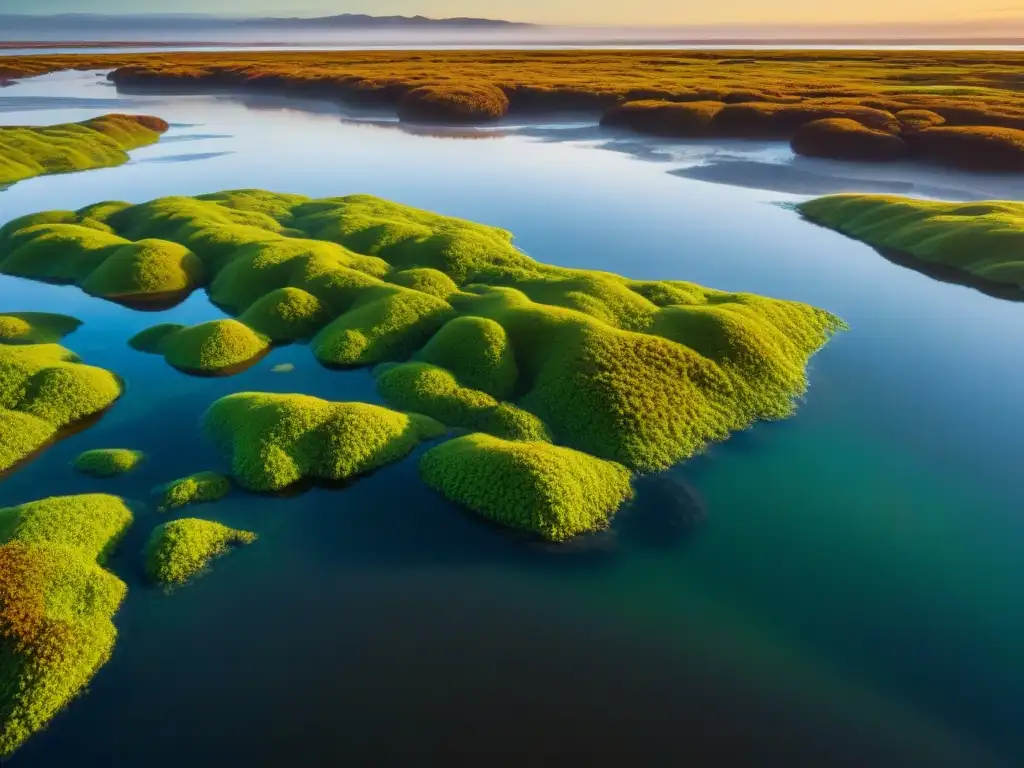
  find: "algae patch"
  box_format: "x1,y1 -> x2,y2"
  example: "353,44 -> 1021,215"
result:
145,518 -> 255,587
0,494 -> 133,757
0,114 -> 169,186
800,195 -> 1024,296
72,449 -> 145,478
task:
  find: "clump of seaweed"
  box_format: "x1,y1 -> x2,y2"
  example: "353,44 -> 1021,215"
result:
203,392 -> 446,491
153,471 -> 232,512
0,313 -> 81,345
0,114 -> 168,187
72,449 -> 145,478
420,433 -> 634,542
791,118 -> 907,161
144,518 -> 255,587
0,344 -> 122,474
800,194 -> 1024,293
0,494 -> 133,757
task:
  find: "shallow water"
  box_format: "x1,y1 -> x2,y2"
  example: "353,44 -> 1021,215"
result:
1,70 -> 1023,766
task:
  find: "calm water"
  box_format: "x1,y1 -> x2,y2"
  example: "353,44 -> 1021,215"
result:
1,71 -> 1023,766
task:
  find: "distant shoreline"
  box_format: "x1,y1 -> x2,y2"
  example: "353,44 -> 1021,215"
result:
2,38 -> 1024,51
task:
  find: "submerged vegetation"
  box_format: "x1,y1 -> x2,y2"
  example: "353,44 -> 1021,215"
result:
800,195 -> 1024,295
0,114 -> 168,186
153,472 -> 232,513
72,448 -> 145,478
144,518 -> 256,587
203,393 -> 446,491
3,190 -> 844,471
420,433 -> 634,542
0,343 -> 122,474
0,494 -> 132,757
0,312 -> 81,345
3,49 -> 1024,168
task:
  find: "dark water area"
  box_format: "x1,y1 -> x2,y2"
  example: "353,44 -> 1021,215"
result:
1,71 -> 1023,766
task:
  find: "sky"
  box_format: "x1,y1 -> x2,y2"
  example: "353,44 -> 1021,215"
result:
7,0 -> 1023,26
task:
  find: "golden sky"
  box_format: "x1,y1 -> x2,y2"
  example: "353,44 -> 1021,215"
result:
22,0 -> 1024,26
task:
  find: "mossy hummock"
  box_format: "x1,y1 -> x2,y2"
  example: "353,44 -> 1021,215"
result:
203,392 -> 446,491
800,195 -> 1024,294
420,433 -> 634,542
2,190 -> 844,467
144,518 -> 255,587
153,471 -> 231,512
0,343 -> 123,474
72,448 -> 145,478
0,312 -> 81,345
0,494 -> 133,757
0,114 -> 169,186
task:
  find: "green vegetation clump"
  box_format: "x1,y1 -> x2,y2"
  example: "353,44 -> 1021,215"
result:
791,118 -> 907,161
144,518 -> 255,587
72,448 -> 145,478
153,471 -> 231,512
417,315 -> 517,398
420,433 -> 633,541
904,126 -> 1024,170
0,114 -> 168,186
399,84 -> 510,123
159,320 -> 270,374
128,323 -> 184,353
387,268 -> 459,298
375,362 -> 550,442
0,494 -> 132,757
800,195 -> 1024,292
238,287 -> 330,341
203,392 -> 446,491
0,343 -> 122,474
2,189 -> 843,469
0,313 -> 81,344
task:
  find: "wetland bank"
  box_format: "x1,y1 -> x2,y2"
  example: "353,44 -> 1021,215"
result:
0,59 -> 1021,766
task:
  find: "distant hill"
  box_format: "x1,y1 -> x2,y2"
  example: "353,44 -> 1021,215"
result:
0,13 -> 532,33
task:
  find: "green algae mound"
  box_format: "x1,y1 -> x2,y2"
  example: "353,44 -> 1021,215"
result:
375,362 -> 550,442
420,433 -> 633,542
144,518 -> 255,587
0,494 -> 133,757
799,195 -> 1024,294
0,344 -> 123,474
203,392 -> 446,491
153,471 -> 231,513
1,190 -> 844,465
0,114 -> 168,187
0,313 -> 81,345
72,449 -> 145,478
130,319 -> 270,374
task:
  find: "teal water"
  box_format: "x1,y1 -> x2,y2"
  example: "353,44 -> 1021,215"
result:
1,71 -> 1023,766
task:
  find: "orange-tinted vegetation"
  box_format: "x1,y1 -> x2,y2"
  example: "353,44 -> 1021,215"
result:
2,49 -> 1024,167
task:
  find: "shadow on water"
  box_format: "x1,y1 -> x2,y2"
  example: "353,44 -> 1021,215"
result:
135,150 -> 236,164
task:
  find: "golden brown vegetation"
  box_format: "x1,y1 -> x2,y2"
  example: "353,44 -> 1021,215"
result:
4,49 -> 1022,166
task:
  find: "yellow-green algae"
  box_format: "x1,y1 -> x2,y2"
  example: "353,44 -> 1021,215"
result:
0,313 -> 81,345
72,449 -> 145,478
0,114 -> 168,186
420,433 -> 634,542
203,393 -> 446,491
0,494 -> 133,757
1,190 -> 844,470
0,344 -> 123,474
153,471 -> 231,513
144,518 -> 255,587
374,362 -> 550,442
799,195 -> 1024,292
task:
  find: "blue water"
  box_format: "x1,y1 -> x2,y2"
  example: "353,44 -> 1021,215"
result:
1,70 -> 1023,766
